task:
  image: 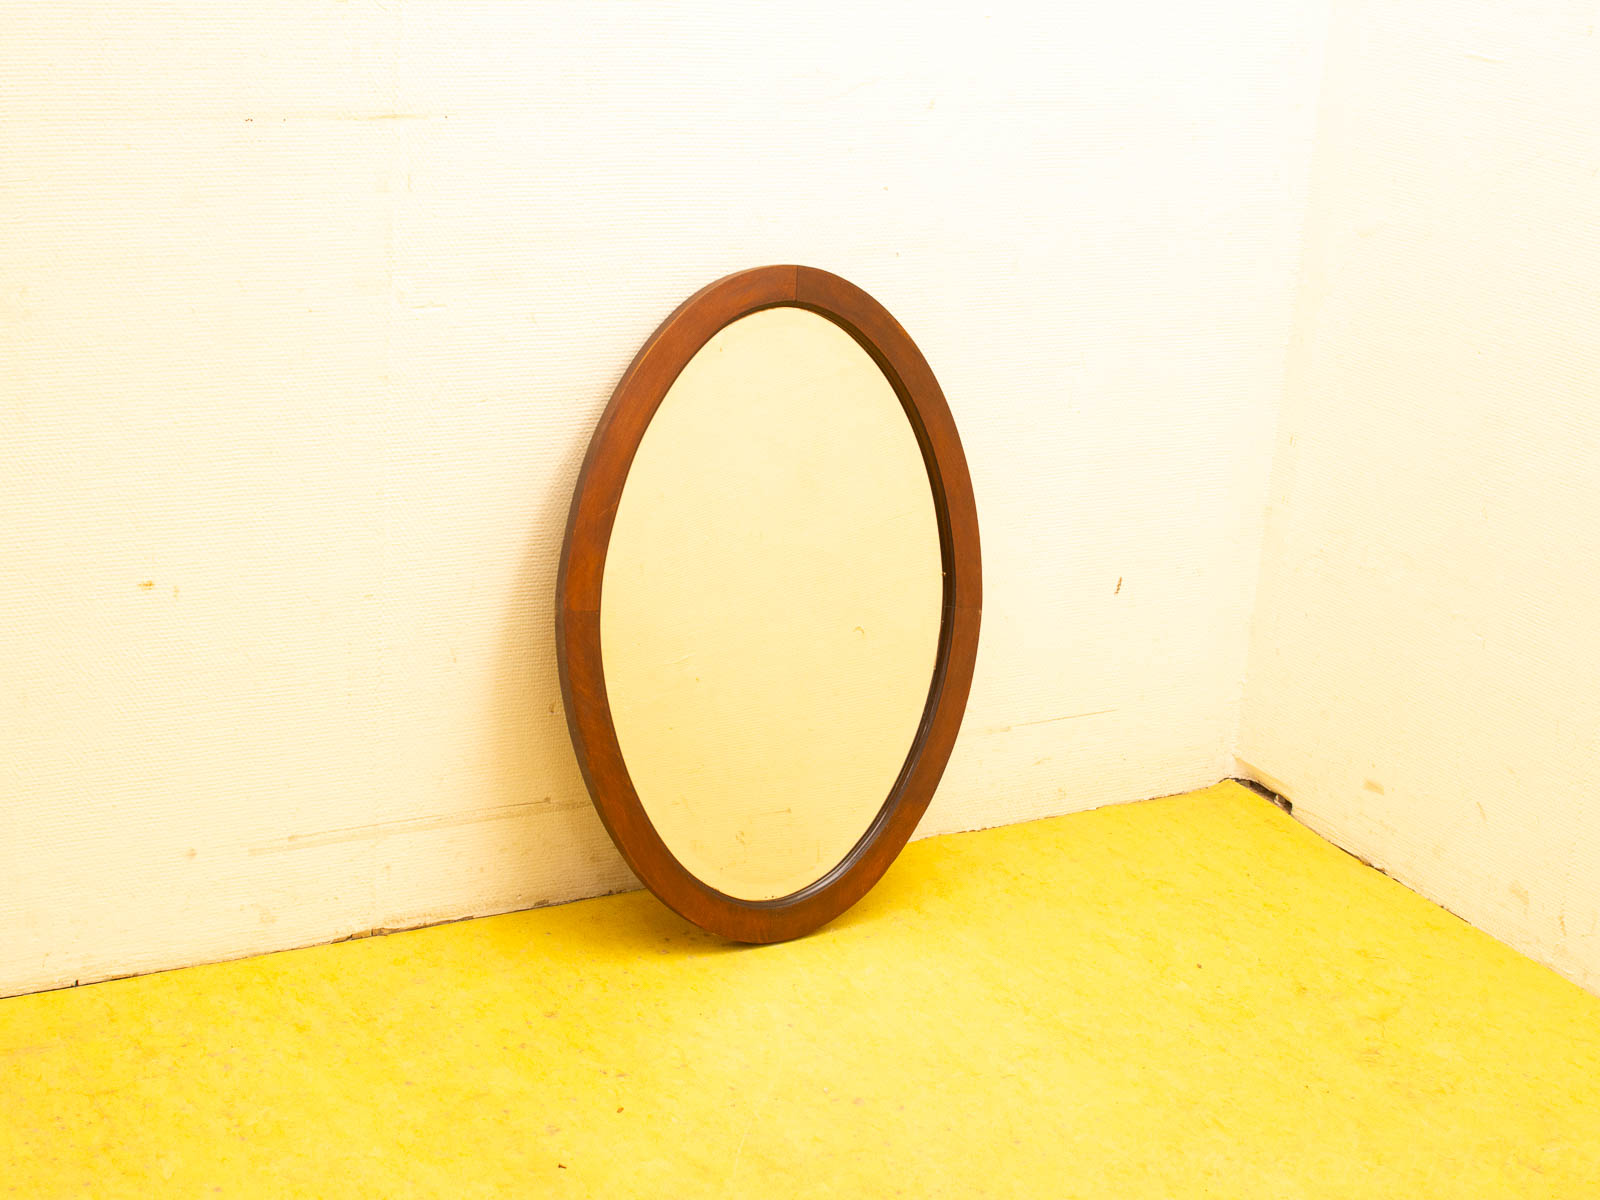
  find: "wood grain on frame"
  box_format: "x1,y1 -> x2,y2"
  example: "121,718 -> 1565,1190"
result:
556,265 -> 981,942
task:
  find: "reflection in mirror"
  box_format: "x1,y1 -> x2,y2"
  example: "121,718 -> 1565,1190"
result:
600,305 -> 943,901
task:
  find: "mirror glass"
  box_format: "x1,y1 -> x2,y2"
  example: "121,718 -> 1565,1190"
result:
600,305 -> 943,901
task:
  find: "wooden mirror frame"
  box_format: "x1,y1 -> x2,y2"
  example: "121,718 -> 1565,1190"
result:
556,265 -> 981,942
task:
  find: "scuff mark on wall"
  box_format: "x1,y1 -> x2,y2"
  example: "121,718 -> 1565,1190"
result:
250,796 -> 586,855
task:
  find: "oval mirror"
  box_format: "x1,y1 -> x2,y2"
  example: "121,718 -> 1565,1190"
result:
557,266 -> 980,942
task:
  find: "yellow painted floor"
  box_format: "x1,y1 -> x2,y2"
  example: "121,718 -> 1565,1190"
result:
4,783 -> 1599,1197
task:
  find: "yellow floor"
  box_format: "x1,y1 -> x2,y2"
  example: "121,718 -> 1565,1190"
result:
4,782 -> 1598,1197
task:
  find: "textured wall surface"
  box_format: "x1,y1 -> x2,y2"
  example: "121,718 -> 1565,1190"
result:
2,2 -> 1326,995
1239,0 -> 1600,992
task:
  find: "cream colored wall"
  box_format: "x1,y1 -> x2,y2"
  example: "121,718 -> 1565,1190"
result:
1239,0 -> 1600,992
1,2 -> 1327,996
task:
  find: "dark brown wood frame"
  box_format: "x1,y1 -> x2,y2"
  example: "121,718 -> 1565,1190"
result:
555,265 -> 981,943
